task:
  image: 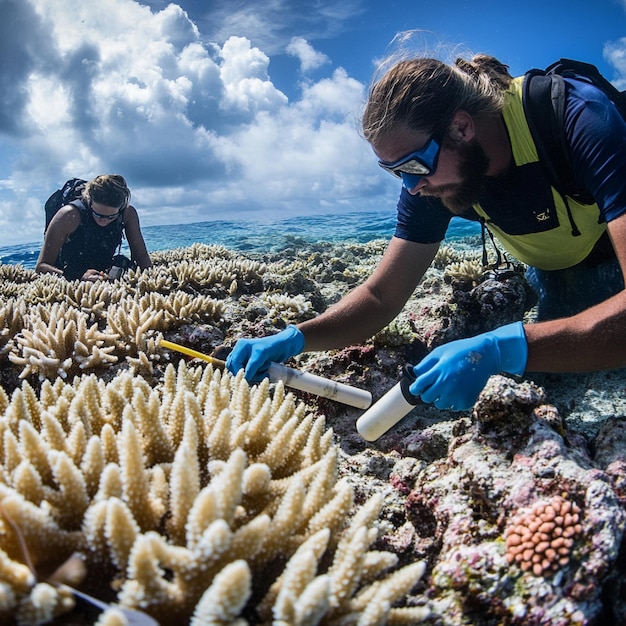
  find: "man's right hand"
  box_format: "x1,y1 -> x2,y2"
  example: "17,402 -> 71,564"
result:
226,325 -> 305,382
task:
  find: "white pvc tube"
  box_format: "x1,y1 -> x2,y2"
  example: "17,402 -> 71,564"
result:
356,380 -> 417,441
268,362 -> 372,409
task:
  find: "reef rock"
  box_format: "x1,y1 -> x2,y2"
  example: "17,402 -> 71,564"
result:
393,375 -> 626,625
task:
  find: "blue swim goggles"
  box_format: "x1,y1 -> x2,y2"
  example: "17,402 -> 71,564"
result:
378,136 -> 441,189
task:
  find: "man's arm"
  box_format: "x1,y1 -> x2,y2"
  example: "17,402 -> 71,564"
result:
124,205 -> 152,270
522,77 -> 626,371
524,212 -> 626,372
226,236 -> 440,381
403,214 -> 626,413
298,236 -> 440,351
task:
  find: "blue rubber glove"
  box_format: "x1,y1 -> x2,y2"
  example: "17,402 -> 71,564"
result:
409,322 -> 528,411
226,325 -> 305,382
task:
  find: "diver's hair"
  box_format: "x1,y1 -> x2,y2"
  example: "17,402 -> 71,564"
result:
362,54 -> 513,145
84,174 -> 131,209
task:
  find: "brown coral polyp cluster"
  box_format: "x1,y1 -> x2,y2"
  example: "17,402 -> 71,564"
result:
504,495 -> 582,576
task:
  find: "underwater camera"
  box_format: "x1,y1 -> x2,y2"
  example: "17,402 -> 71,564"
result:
107,254 -> 137,280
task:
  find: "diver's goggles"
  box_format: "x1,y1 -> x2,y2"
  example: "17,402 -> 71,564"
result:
89,200 -> 122,221
378,136 -> 441,189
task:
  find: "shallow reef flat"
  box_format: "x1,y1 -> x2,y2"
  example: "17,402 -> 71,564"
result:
0,239 -> 624,625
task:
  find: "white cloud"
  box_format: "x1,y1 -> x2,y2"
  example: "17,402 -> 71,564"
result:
197,0 -> 365,56
211,66 -> 375,203
286,37 -> 330,73
604,37 -> 626,90
219,36 -> 288,112
0,0 -> 388,247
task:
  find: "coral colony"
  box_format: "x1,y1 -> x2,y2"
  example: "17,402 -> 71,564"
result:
504,495 -> 583,576
0,365 -> 429,624
0,241 -> 624,625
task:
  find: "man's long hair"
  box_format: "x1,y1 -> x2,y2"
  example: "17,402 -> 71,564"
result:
362,54 -> 513,146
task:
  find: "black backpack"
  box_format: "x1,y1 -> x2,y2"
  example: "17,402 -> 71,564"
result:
44,178 -> 87,232
522,58 -> 626,207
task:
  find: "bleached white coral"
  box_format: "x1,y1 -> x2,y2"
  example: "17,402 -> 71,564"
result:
259,494 -> 430,625
258,292 -> 313,320
190,560 -> 251,626
0,298 -> 26,356
8,302 -> 118,380
0,254 -> 255,383
444,259 -> 485,287
0,363 -> 429,625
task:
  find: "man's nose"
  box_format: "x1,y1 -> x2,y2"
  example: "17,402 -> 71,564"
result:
406,178 -> 428,195
400,172 -> 426,194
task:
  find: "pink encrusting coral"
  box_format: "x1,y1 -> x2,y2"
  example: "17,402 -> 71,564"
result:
504,494 -> 583,576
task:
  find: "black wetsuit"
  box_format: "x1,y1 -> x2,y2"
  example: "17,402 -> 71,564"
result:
57,201 -> 125,280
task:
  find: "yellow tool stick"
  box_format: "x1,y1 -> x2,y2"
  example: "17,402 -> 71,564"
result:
160,339 -> 226,368
160,339 -> 372,409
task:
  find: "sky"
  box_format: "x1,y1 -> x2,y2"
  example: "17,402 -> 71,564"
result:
1,0 -> 626,246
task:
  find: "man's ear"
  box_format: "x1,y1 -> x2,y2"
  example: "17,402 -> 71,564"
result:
448,110 -> 475,142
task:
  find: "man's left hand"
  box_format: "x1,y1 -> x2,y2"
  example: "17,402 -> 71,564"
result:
408,322 -> 528,411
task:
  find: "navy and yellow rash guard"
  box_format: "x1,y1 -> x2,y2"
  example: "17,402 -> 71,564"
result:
395,75 -> 626,270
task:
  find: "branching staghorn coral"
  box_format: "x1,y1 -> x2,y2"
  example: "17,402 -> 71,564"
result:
252,493 -> 430,626
135,292 -> 223,329
192,499 -> 430,626
150,243 -> 240,264
130,266 -> 176,296
123,254 -> 266,298
432,244 -> 477,270
0,299 -> 26,357
258,292 -> 313,321
0,363 -> 429,625
0,246 -> 289,391
2,273 -> 73,306
65,280 -> 118,320
433,242 -> 508,272
0,256 -> 233,383
105,292 -> 222,374
165,258 -> 266,294
106,296 -> 164,358
8,302 -> 118,380
0,264 -> 37,285
443,259 -> 486,287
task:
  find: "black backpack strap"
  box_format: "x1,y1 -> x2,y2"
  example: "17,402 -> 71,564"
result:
523,58 -> 626,237
523,71 -> 572,197
547,58 -> 626,115
523,71 -> 583,236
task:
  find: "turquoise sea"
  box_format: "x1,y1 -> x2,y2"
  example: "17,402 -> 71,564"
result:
0,211 -> 481,270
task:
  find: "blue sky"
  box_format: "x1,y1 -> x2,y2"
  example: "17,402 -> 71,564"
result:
1,0 -> 625,245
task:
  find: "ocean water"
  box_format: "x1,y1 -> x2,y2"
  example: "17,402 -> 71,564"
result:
0,210 -> 481,270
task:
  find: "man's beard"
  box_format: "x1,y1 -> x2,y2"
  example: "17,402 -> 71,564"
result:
420,138 -> 490,214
